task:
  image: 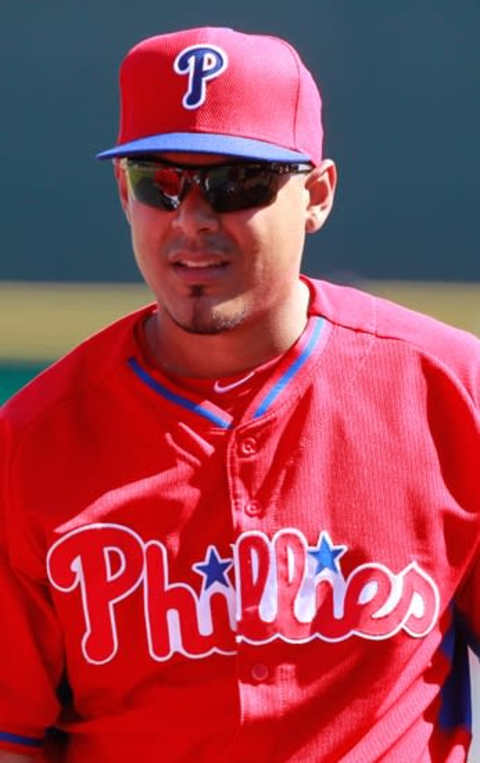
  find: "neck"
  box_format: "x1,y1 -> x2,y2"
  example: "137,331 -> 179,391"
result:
145,279 -> 310,378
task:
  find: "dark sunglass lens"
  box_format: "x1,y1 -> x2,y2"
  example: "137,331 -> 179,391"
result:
206,166 -> 278,212
127,164 -> 182,210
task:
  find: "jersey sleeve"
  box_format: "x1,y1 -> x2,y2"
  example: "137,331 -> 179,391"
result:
0,413 -> 63,758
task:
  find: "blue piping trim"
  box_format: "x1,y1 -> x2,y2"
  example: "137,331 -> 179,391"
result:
438,609 -> 472,732
127,358 -> 231,429
456,609 -> 480,658
0,731 -> 42,748
440,614 -> 456,661
253,318 -> 325,418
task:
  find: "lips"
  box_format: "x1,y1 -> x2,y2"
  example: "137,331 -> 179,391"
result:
169,250 -> 230,267
169,250 -> 231,284
174,259 -> 229,269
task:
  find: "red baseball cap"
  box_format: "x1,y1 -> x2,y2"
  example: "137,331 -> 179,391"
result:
96,27 -> 324,165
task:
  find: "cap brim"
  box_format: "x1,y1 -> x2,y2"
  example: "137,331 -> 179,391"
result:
96,132 -> 311,163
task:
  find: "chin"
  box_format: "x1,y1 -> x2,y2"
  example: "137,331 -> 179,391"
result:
171,312 -> 245,335
168,300 -> 248,336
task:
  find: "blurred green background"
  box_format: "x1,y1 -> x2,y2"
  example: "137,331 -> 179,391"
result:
1,0 -> 479,283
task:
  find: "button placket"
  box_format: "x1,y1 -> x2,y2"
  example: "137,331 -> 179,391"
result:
228,424 -> 270,526
244,499 -> 263,517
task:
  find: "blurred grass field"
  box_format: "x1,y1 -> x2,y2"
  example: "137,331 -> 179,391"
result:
0,279 -> 479,402
0,282 -> 151,362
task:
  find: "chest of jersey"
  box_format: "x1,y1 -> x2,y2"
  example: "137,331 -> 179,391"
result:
28,323 -> 474,672
7,313 -> 479,761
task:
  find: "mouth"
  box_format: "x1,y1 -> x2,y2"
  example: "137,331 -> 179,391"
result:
173,259 -> 229,270
169,251 -> 232,284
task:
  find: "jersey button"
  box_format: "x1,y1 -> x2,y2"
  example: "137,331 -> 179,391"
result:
251,663 -> 269,682
244,500 -> 263,517
238,436 -> 258,456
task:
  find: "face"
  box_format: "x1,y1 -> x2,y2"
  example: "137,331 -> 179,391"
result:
117,152 -> 336,336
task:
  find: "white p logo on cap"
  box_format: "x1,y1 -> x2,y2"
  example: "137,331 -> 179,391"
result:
174,44 -> 228,110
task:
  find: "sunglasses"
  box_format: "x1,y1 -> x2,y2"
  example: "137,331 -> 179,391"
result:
121,158 -> 312,213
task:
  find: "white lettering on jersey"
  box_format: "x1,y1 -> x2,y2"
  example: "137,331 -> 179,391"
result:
47,525 -> 440,665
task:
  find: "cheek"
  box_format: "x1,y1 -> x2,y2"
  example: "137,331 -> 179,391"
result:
240,205 -> 306,277
128,206 -> 164,264
129,225 -> 150,275
271,197 -> 308,270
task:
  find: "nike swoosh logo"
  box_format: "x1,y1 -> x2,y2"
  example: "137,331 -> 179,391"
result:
213,371 -> 255,393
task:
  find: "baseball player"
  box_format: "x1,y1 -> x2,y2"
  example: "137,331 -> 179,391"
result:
1,26 -> 480,763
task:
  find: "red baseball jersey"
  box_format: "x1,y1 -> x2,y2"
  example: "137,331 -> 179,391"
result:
1,277 -> 480,762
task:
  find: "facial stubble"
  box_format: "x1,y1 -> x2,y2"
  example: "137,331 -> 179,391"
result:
169,284 -> 247,335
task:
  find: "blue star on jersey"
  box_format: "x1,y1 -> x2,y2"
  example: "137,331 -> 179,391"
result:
308,532 -> 347,575
193,546 -> 233,589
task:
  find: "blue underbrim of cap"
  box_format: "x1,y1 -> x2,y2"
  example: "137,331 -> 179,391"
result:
96,132 -> 311,163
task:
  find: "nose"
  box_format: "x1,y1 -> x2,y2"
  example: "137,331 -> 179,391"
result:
170,183 -> 220,234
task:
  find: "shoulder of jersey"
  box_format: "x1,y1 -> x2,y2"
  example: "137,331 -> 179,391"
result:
308,277 -> 480,408
1,303 -> 155,429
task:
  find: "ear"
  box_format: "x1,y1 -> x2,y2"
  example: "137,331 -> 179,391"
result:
304,159 -> 337,234
114,159 -> 131,224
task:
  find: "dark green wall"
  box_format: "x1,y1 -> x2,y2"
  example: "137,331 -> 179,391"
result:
0,363 -> 46,404
2,1 -> 479,282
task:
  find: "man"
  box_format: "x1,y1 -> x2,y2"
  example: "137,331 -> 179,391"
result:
1,26 -> 480,763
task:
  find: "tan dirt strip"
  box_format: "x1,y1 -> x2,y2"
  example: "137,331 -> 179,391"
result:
0,280 -> 478,362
